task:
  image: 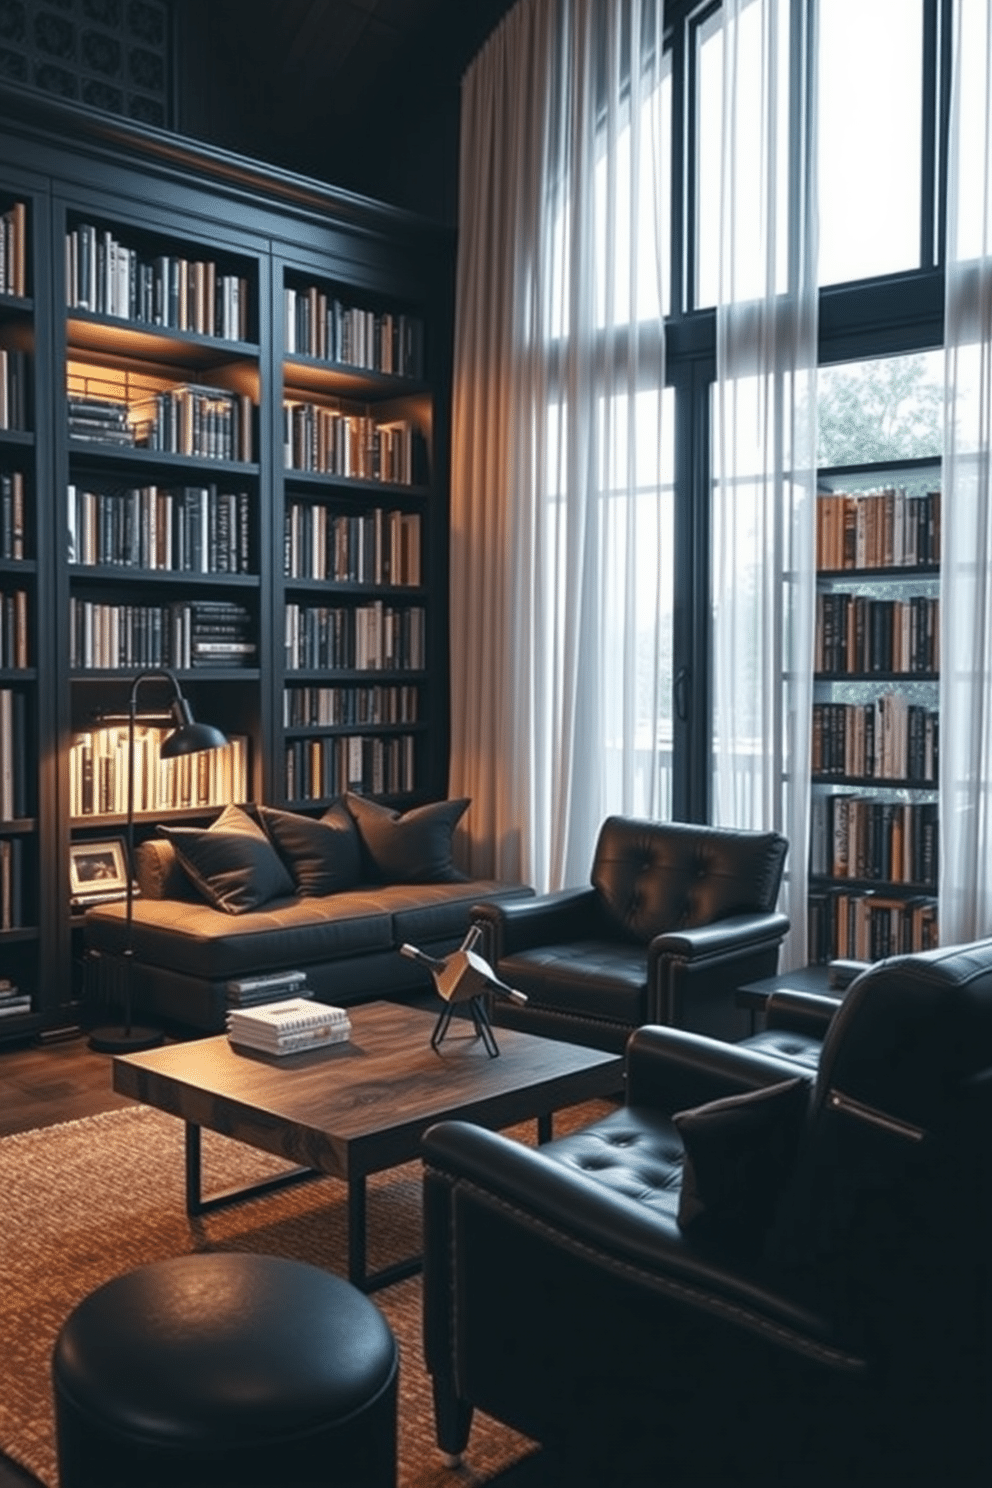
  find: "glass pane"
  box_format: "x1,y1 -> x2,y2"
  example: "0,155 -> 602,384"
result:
695,7 -> 723,310
818,350 -> 943,466
695,0 -> 790,310
818,0 -> 923,286
953,0 -> 992,260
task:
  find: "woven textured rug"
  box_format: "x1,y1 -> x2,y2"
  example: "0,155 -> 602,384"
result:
0,1098 -> 610,1487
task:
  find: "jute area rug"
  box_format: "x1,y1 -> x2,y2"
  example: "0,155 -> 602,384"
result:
1,1098 -> 610,1488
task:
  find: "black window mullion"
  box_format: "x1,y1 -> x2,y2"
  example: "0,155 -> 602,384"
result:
921,0 -> 939,268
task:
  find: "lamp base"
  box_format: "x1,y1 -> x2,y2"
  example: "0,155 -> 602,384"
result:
88,1024 -> 163,1054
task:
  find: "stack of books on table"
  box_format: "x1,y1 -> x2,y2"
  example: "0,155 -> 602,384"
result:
227,998 -> 351,1056
0,978 -> 31,1020
225,969 -> 308,1008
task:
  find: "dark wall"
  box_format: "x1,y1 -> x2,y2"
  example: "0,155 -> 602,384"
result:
172,0 -> 517,224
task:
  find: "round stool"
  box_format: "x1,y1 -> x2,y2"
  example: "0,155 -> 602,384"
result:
52,1253 -> 398,1488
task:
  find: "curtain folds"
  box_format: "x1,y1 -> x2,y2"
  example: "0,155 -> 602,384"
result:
449,0 -> 670,891
710,0 -> 818,969
940,0 -> 992,943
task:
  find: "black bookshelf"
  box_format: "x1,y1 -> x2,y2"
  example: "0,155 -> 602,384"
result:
0,83 -> 453,1029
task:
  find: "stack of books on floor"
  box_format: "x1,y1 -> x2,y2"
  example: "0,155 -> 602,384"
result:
0,978 -> 31,1020
226,968 -> 309,1008
227,997 -> 351,1056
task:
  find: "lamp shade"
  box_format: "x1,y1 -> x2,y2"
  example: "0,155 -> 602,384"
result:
161,720 -> 228,759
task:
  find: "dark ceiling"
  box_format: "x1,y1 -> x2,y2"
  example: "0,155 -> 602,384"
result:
174,0 -> 519,219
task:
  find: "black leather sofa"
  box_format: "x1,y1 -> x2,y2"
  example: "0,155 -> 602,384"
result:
423,937 -> 992,1485
83,797 -> 534,1031
472,815 -> 790,1050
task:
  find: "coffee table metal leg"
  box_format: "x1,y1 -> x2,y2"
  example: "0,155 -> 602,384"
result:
184,1120 -> 321,1218
348,1169 -> 424,1294
186,1121 -> 203,1215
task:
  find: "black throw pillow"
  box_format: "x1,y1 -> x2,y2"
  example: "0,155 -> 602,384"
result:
159,803 -> 294,914
257,802 -> 362,896
673,1076 -> 810,1254
343,793 -> 470,883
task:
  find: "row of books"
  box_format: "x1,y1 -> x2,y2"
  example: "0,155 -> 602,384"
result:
284,601 -> 426,672
67,395 -> 133,445
810,794 -> 939,887
68,597 -> 255,671
0,688 -> 30,820
226,968 -> 308,1008
0,840 -> 25,929
816,487 -> 941,571
134,386 -> 254,464
283,402 -> 423,486
68,482 -> 252,573
811,696 -> 939,782
815,593 -> 939,675
808,889 -> 939,964
0,471 -> 25,560
228,994 -> 352,1057
285,733 -> 416,802
69,725 -> 249,818
0,202 -> 26,298
0,977 -> 30,1017
283,683 -> 419,728
0,589 -> 28,669
284,501 -> 422,587
66,223 -> 250,341
284,287 -> 424,378
0,349 -> 29,431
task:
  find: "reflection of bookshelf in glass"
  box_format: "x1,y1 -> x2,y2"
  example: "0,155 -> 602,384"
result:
808,462 -> 941,964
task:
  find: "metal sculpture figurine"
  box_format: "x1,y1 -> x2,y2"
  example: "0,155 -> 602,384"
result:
400,926 -> 527,1057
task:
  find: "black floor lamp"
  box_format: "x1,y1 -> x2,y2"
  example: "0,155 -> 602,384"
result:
88,668 -> 228,1054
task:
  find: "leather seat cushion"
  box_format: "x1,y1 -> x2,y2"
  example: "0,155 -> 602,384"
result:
741,1029 -> 823,1071
84,892 -> 395,979
384,881 -> 534,943
498,940 -> 649,1025
540,1104 -> 684,1219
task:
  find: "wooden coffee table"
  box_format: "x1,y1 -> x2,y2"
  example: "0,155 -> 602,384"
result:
112,1000 -> 623,1291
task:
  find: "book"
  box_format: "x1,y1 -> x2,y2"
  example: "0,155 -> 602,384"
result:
227,997 -> 351,1054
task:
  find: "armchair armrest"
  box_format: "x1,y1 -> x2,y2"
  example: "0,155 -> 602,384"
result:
471,886 -> 599,959
422,1119 -> 844,1354
624,1023 -> 816,1112
650,910 -> 791,965
764,988 -> 841,1037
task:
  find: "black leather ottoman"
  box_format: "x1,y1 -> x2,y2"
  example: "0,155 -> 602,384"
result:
52,1253 -> 398,1488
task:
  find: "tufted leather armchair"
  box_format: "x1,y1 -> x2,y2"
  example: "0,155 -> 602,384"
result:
472,816 -> 790,1051
423,937 -> 992,1486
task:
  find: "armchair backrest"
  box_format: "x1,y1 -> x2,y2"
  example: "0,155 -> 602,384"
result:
590,816 -> 787,944
769,938 -> 992,1383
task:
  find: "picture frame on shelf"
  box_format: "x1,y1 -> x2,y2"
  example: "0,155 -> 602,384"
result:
69,837 -> 129,906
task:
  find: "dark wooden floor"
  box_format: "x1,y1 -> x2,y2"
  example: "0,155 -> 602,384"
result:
0,1027 -> 144,1137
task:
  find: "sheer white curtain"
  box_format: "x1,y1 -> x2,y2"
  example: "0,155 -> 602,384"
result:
449,0 -> 670,891
710,0 -> 818,969
940,0 -> 992,943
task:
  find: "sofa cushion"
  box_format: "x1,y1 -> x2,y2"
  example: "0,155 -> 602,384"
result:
159,804 -> 294,915
258,802 -> 362,896
673,1077 -> 809,1253
344,794 -> 470,883
84,891 -> 396,980
378,880 -> 536,947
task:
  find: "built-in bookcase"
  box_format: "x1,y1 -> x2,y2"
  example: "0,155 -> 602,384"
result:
0,87 -> 452,1031
276,263 -> 434,808
0,186 -> 43,1039
808,458 -> 941,963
